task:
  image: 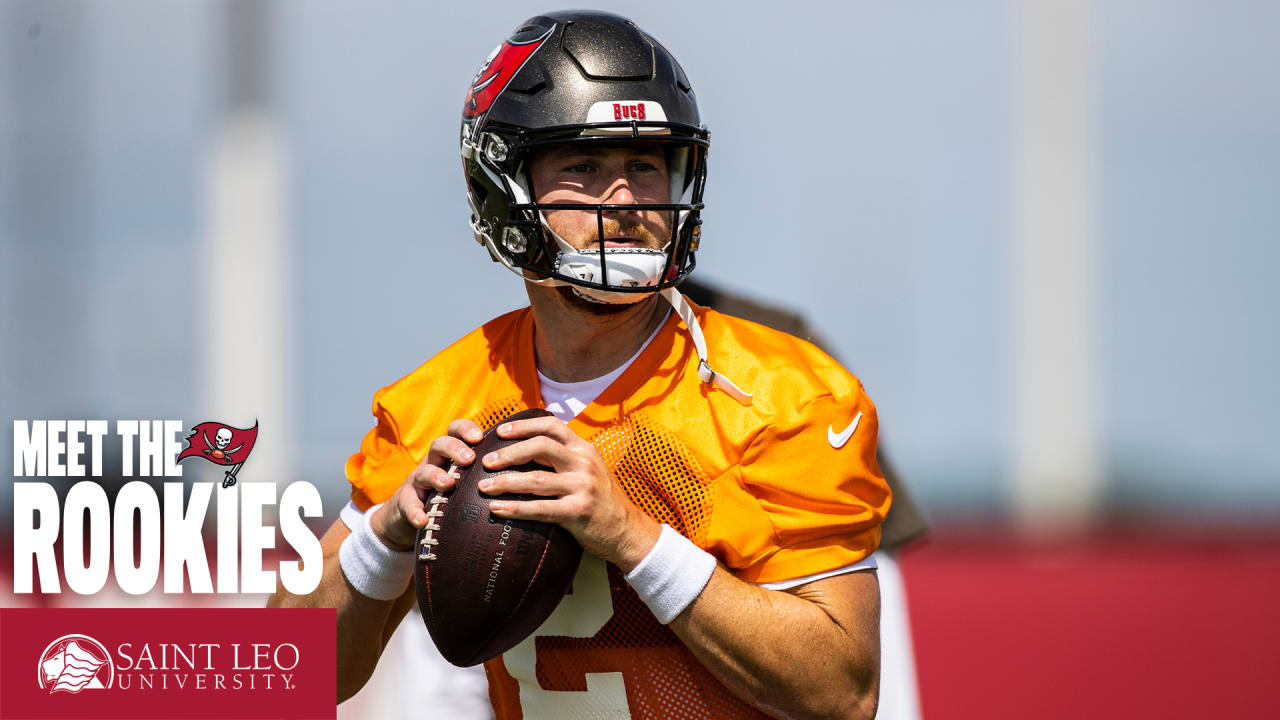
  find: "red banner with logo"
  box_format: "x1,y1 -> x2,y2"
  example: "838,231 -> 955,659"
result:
0,608 -> 334,719
177,421 -> 259,467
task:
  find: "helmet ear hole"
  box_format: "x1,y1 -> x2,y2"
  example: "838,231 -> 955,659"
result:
468,178 -> 489,207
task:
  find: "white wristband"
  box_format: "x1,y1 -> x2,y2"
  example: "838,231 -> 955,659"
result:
338,503 -> 416,601
624,524 -> 717,624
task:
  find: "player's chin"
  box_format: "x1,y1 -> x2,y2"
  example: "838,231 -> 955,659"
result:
554,285 -> 646,315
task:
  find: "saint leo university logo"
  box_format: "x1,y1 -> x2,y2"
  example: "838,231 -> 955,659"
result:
37,634 -> 115,693
177,421 -> 259,489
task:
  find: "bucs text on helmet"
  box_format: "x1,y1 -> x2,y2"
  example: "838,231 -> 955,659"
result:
460,10 -> 707,304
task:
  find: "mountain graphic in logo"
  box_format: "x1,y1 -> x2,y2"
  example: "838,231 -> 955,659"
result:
38,635 -> 114,693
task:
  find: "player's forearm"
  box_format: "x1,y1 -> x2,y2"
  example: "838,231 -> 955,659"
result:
266,521 -> 411,702
668,567 -> 880,720
269,556 -> 404,701
334,578 -> 414,703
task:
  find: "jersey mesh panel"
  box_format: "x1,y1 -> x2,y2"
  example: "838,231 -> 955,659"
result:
476,397 -> 532,433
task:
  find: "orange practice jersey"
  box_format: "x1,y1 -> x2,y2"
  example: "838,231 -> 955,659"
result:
346,302 -> 891,719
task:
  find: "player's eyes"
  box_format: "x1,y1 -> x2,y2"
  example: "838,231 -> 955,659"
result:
555,158 -> 663,178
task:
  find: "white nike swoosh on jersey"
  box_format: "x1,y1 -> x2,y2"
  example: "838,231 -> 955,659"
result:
828,411 -> 863,449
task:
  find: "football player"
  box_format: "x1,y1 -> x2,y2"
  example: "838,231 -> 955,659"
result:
272,11 -> 892,719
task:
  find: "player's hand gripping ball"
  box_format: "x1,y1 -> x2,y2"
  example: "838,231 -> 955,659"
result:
414,408 -> 583,666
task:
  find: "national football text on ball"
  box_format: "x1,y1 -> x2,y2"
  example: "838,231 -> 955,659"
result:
482,521 -> 514,603
478,520 -> 539,604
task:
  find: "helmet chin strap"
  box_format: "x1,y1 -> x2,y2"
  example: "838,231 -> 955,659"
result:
661,287 -> 753,406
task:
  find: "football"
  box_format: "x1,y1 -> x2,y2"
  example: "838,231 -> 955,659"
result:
413,408 -> 583,667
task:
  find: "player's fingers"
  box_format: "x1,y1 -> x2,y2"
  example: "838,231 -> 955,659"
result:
488,497 -> 564,523
407,480 -> 440,524
496,416 -> 575,444
447,418 -> 484,445
498,416 -> 598,460
482,435 -> 569,471
426,433 -> 477,469
368,485 -> 426,551
397,486 -> 430,530
478,470 -> 563,497
409,462 -> 458,493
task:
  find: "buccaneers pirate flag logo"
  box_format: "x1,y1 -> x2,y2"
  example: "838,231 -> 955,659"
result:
463,25 -> 552,120
178,421 -> 258,488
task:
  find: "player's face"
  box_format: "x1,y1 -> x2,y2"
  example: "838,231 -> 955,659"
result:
528,144 -> 672,252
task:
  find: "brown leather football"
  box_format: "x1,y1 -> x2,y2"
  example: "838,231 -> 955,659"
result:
414,408 -> 583,667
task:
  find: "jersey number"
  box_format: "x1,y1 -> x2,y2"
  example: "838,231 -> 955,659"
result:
504,556 -> 632,717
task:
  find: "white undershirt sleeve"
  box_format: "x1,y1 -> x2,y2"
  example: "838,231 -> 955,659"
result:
756,555 -> 879,591
339,499 -> 364,531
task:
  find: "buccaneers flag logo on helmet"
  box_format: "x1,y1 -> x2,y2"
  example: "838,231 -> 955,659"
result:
178,421 -> 259,488
463,26 -> 553,119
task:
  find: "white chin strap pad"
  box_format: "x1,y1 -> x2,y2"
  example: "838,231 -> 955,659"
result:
554,247 -> 670,304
